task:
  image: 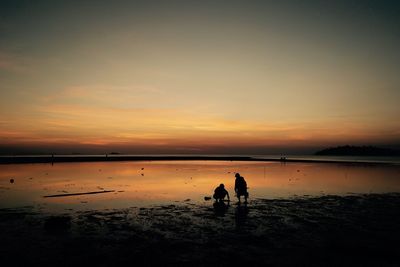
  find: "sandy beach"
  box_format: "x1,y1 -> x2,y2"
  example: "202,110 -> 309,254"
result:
1,193 -> 399,266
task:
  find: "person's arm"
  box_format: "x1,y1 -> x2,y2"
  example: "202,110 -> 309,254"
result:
226,190 -> 230,200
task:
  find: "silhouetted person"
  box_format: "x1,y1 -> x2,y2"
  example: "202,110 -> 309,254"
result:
213,183 -> 230,203
234,173 -> 248,204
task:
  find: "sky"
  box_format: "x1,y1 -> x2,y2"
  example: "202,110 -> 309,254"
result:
0,0 -> 399,155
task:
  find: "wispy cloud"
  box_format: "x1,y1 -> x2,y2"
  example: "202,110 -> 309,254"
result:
40,84 -> 166,108
2,95 -> 398,149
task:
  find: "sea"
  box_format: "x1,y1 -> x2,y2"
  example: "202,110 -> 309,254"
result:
1,154 -> 399,212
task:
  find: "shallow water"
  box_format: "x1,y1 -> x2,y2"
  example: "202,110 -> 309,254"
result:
1,161 -> 399,212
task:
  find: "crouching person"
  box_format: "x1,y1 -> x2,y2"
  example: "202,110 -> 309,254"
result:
213,183 -> 230,203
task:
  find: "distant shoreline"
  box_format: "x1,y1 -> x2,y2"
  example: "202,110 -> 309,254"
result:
0,155 -> 398,165
315,145 -> 400,157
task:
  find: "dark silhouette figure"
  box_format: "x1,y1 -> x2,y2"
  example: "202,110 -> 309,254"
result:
234,173 -> 248,204
213,183 -> 230,203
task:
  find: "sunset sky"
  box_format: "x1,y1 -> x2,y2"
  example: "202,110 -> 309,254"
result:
1,1 -> 399,154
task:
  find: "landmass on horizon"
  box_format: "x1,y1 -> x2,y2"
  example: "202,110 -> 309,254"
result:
315,145 -> 400,157
2,144 -> 400,165
1,144 -> 400,157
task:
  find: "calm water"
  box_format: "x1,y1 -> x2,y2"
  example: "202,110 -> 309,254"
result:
1,161 -> 400,212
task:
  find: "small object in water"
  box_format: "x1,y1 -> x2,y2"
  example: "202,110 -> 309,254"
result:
297,170 -> 300,172
141,167 -> 144,170
10,178 -> 14,184
204,196 -> 212,201
141,173 -> 144,176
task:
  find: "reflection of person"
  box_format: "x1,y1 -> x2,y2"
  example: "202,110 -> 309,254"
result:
213,200 -> 229,216
235,205 -> 249,229
213,184 -> 230,203
234,173 -> 249,204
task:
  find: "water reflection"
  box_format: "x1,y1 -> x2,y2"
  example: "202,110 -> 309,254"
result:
235,205 -> 249,229
213,201 -> 230,216
0,161 -> 400,211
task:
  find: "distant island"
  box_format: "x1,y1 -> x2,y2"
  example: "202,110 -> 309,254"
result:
315,145 -> 400,156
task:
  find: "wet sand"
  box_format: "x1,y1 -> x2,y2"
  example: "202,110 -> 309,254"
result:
1,193 -> 400,266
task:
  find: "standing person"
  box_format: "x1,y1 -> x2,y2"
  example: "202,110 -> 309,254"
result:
234,173 -> 248,204
213,183 -> 230,203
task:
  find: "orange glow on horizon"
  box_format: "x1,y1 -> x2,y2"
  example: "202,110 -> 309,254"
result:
0,91 -> 399,153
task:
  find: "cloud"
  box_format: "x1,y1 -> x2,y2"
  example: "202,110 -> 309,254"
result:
1,84 -> 399,151
40,84 -> 166,109
2,96 -> 398,149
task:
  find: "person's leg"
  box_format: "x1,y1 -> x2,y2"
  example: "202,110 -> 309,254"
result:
213,194 -> 218,202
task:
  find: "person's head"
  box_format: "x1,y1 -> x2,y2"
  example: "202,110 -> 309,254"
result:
219,183 -> 225,188
235,173 -> 240,178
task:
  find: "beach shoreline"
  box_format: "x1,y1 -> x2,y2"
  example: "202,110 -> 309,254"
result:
1,155 -> 398,165
1,193 -> 399,266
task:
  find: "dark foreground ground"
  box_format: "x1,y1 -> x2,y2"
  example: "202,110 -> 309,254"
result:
1,194 -> 400,266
